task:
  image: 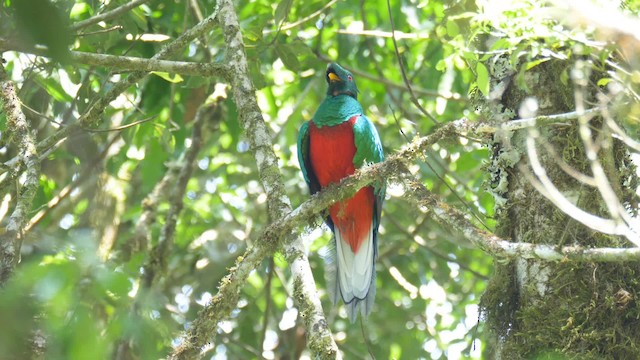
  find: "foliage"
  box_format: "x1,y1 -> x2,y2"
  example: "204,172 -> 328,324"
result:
0,0 -> 637,359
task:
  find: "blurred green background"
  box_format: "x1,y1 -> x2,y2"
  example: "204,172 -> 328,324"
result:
2,0 -> 635,358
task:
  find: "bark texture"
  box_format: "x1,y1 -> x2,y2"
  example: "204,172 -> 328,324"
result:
482,59 -> 640,359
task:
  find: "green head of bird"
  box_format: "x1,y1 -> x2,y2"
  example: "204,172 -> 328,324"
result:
326,63 -> 359,99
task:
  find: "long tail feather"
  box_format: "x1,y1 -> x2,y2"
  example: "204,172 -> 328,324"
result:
325,226 -> 377,323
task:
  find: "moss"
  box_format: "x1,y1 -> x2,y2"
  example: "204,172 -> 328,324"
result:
482,57 -> 640,358
496,261 -> 640,359
292,277 -> 337,360
480,262 -> 519,339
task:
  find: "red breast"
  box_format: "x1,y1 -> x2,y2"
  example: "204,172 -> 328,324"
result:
308,116 -> 374,253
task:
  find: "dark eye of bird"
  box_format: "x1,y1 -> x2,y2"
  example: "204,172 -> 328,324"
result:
348,75 -> 353,81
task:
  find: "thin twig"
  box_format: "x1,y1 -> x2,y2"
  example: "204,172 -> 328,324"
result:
336,28 -> 430,40
386,0 -> 439,124
83,116 -> 156,132
14,4 -> 224,172
71,0 -> 150,31
76,26 -> 124,37
264,0 -> 338,33
468,107 -> 601,133
385,214 -> 489,279
316,52 -> 465,101
24,134 -> 121,232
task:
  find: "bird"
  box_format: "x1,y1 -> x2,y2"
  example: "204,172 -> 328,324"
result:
297,63 -> 385,322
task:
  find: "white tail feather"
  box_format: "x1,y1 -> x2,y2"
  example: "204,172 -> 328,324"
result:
326,225 -> 376,322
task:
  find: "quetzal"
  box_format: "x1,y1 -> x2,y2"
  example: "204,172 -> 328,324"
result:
297,63 -> 385,322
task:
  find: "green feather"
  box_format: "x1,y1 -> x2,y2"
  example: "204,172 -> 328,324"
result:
312,95 -> 363,127
353,115 -> 385,228
297,121 -> 311,184
297,63 -> 385,322
353,115 -> 384,167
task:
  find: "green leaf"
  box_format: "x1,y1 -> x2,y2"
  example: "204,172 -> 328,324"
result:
446,20 -> 459,37
248,60 -> 267,89
525,58 -> 551,70
151,72 -> 184,83
0,113 -> 6,133
244,28 -> 263,42
140,138 -> 168,192
288,41 -> 315,58
489,38 -> 513,52
476,62 -> 490,97
597,78 -> 612,87
34,76 -> 74,102
100,271 -> 131,299
274,0 -> 293,28
13,0 -> 71,62
69,2 -> 91,20
275,43 -> 300,71
461,50 -> 478,62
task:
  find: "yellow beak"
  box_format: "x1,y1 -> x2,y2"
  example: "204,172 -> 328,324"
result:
328,72 -> 341,82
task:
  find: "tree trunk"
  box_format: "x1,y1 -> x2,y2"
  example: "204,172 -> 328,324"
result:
482,58 -> 640,359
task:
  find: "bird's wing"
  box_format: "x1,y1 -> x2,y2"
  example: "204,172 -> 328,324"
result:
353,115 -> 386,229
298,120 -> 334,232
297,121 -> 321,195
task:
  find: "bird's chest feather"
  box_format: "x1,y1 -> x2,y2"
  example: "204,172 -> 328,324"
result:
309,116 -> 359,187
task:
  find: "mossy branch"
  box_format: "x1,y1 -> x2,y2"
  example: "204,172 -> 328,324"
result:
0,63 -> 41,285
170,0 -> 339,358
28,3 -> 224,166
0,8 -> 225,192
170,105 -> 635,358
0,38 -> 228,77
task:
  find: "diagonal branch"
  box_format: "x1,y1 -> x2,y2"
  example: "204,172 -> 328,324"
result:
171,0 -> 339,358
71,0 -> 150,32
524,129 -> 639,244
171,109 -> 640,358
167,111 -> 543,358
470,107 -> 601,133
32,4 -> 224,165
386,0 -> 439,124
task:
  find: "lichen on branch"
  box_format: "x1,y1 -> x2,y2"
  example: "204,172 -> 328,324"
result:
0,64 -> 41,285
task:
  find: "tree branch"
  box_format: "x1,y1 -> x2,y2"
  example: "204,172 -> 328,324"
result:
0,63 -> 41,285
399,174 -> 640,263
386,0 -> 439,124
316,52 -> 465,101
170,0 -> 339,358
142,102 -> 209,287
30,4 -> 224,166
170,107 -> 640,357
71,0 -> 150,32
0,39 -> 227,77
265,119 -> 640,267
468,107 -> 601,134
